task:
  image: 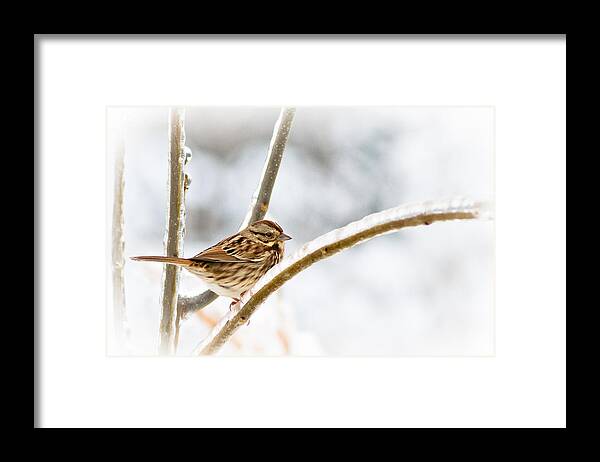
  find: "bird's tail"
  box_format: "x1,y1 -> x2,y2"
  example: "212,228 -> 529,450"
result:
130,256 -> 193,267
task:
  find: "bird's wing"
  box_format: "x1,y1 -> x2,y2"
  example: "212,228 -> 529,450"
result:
191,247 -> 254,263
190,235 -> 265,263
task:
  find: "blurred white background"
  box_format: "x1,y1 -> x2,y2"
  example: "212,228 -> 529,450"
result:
107,106 -> 494,356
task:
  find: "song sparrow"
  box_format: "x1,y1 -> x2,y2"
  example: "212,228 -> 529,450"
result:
131,220 -> 291,304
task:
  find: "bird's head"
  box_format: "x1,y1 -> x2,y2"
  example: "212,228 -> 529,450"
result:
243,220 -> 291,247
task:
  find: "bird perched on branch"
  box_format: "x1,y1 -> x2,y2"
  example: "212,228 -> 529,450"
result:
131,220 -> 291,306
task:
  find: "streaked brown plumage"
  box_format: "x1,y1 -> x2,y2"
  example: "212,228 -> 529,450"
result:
131,220 -> 291,302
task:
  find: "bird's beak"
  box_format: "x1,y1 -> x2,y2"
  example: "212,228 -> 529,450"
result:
278,233 -> 292,241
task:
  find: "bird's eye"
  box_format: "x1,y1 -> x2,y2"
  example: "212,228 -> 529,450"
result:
266,232 -> 273,238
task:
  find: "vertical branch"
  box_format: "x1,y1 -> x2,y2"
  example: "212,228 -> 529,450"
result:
174,151 -> 192,353
112,133 -> 129,352
177,107 -> 296,319
159,108 -> 187,355
239,107 -> 296,229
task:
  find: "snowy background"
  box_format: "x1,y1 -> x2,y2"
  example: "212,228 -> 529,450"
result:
107,106 -> 494,356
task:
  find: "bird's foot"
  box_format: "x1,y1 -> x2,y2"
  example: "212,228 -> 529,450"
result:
238,292 -> 251,325
229,298 -> 240,311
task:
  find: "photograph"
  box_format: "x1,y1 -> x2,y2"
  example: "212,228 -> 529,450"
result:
107,106 -> 494,357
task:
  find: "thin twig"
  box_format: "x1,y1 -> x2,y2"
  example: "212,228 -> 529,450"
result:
177,290 -> 219,319
239,107 -> 296,229
111,133 -> 129,351
159,108 -> 187,355
177,107 -> 296,320
193,198 -> 492,355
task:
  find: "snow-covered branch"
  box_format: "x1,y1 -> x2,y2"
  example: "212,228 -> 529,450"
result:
193,198 -> 492,356
111,133 -> 129,352
159,108 -> 188,355
178,107 -> 296,319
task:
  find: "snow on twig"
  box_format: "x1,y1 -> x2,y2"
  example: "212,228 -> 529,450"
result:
111,132 -> 130,352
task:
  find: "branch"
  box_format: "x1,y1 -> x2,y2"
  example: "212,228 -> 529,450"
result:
239,107 -> 296,229
177,107 -> 296,319
111,133 -> 129,352
177,290 -> 219,319
159,108 -> 187,355
193,198 -> 492,355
